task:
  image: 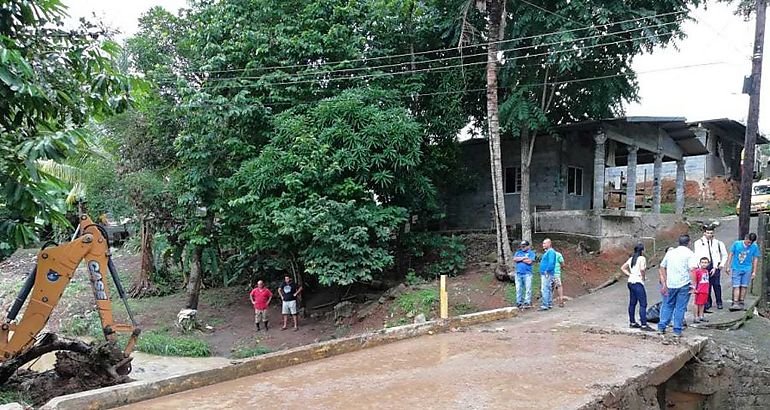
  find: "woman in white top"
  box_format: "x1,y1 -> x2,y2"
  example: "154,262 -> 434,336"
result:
621,243 -> 653,331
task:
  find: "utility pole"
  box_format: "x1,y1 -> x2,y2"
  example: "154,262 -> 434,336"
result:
739,0 -> 767,239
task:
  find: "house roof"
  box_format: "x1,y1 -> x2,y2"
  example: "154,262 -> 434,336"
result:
688,118 -> 769,145
554,116 -> 708,161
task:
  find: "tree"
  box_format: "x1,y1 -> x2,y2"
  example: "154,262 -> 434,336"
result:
492,0 -> 699,241
226,89 -> 433,287
0,0 -> 131,252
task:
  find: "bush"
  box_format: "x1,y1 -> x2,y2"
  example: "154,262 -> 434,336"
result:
403,233 -> 466,279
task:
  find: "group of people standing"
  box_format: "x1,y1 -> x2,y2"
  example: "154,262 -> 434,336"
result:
513,238 -> 565,310
248,276 -> 303,331
624,225 -> 761,338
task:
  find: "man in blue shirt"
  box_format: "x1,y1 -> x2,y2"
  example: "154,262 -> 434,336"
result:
725,233 -> 760,311
539,238 -> 557,310
513,240 -> 535,309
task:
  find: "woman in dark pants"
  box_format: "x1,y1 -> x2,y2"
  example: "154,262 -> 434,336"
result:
621,243 -> 654,331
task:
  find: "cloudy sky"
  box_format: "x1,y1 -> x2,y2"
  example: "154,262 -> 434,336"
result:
64,1 -> 768,132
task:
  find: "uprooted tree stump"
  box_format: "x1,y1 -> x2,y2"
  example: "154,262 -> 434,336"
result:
0,333 -> 131,406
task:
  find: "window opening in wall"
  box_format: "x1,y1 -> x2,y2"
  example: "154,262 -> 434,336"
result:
568,166 -> 583,196
505,167 -> 522,194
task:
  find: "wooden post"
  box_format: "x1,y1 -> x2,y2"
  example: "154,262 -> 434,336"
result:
440,275 -> 448,319
739,0 -> 767,238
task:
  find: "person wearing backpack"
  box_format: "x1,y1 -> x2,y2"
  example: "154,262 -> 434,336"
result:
621,243 -> 654,331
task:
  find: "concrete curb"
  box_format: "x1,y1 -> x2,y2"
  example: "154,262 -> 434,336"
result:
42,307 -> 518,410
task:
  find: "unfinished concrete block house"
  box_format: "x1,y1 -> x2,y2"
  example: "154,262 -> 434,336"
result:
446,117 -> 763,249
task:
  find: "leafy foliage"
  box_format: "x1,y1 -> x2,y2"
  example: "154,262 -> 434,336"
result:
0,0 -> 133,250
227,89 -> 433,286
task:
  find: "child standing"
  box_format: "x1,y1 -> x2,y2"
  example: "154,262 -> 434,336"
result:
693,257 -> 711,323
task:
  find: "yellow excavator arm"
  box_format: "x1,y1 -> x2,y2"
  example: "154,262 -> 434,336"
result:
0,215 -> 140,373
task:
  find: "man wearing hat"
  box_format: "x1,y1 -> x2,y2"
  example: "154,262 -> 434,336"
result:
513,240 -> 536,309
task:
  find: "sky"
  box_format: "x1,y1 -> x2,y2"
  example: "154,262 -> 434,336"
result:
63,1 -> 769,133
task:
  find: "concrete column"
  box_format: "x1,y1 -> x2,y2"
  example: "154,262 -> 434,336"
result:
593,132 -> 607,212
675,159 -> 686,215
652,152 -> 663,213
625,145 -> 639,211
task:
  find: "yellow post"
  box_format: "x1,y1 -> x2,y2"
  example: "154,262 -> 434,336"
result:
440,274 -> 448,319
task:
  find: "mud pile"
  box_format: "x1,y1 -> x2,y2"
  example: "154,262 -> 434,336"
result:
2,338 -> 130,407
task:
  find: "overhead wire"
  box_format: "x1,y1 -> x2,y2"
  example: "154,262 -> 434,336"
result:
179,61 -> 730,109
150,19 -> 683,88
160,9 -> 687,78
172,26 -> 683,93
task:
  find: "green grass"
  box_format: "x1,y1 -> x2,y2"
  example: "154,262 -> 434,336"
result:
659,202 -> 675,214
60,313 -> 211,357
136,330 -> 211,357
59,311 -> 103,340
0,388 -> 30,407
394,289 -> 439,317
231,345 -> 271,359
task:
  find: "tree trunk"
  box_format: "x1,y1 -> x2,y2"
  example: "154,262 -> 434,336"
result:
185,246 -> 203,310
520,128 -> 534,242
485,0 -> 513,278
130,217 -> 157,298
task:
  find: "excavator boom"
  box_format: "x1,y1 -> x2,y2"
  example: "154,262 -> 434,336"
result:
0,215 -> 140,373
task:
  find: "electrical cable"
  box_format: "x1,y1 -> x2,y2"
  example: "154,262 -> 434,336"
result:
151,19 -> 683,86
159,10 -> 687,77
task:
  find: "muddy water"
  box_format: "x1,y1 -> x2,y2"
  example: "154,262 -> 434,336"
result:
122,320 -> 685,410
26,350 -> 231,382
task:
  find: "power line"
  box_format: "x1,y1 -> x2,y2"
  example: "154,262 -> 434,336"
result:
172,10 -> 686,77
152,19 -> 682,87
180,61 -> 729,109
180,28 -> 685,93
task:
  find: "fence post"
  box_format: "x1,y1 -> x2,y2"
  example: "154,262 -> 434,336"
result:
440,275 -> 448,319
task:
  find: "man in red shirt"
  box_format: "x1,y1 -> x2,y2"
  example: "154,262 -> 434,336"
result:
249,280 -> 273,331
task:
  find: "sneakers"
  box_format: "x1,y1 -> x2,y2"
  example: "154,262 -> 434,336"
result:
693,317 -> 701,324
739,302 -> 746,310
717,304 -> 723,310
522,303 -> 532,309
700,316 -> 709,322
729,303 -> 741,311
640,325 -> 654,332
539,306 -> 549,311
629,322 -> 641,329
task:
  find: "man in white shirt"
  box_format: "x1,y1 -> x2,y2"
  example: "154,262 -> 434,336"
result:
693,225 -> 728,311
657,235 -> 697,337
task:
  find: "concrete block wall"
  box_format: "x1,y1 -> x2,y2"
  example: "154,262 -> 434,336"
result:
446,134 -> 594,229
606,155 -> 709,189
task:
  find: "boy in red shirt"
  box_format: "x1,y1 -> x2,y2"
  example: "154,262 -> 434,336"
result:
249,280 -> 273,331
693,257 -> 711,324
